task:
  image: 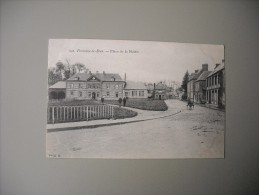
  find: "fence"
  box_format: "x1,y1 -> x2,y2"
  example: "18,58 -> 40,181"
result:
47,105 -> 114,124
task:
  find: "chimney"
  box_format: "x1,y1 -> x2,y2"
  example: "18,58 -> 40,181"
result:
124,73 -> 127,82
202,64 -> 208,71
215,63 -> 220,69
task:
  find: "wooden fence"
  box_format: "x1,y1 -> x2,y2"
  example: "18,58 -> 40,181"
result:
47,105 -> 114,124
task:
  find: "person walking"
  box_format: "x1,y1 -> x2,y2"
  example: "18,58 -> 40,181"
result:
118,97 -> 122,107
123,97 -> 127,107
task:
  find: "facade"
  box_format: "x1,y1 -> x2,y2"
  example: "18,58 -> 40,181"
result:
66,71 -> 125,100
154,82 -> 167,100
187,64 -> 208,101
206,61 -> 225,107
194,71 -> 211,103
48,81 -> 66,99
123,81 -> 148,99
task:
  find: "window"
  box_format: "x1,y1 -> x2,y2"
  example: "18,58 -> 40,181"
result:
79,91 -> 82,97
125,92 -> 129,97
88,92 -> 91,98
88,84 -> 91,88
115,84 -> 119,89
107,92 -> 110,96
132,91 -> 137,97
70,83 -> 74,88
106,84 -> 109,89
115,92 -> 119,97
139,91 -> 144,97
97,93 -> 99,98
70,91 -> 74,95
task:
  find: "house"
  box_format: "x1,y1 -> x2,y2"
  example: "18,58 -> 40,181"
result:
123,81 -> 148,99
194,71 -> 212,103
48,81 -> 66,99
187,64 -> 208,101
66,71 -> 125,100
154,82 -> 167,100
206,60 -> 225,107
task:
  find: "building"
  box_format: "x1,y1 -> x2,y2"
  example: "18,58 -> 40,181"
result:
48,81 -> 66,100
123,81 -> 148,99
187,64 -> 208,101
194,71 -> 212,103
66,71 -> 125,100
154,82 -> 167,100
206,61 -> 225,107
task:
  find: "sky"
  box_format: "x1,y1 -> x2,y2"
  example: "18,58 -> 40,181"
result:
48,39 -> 224,84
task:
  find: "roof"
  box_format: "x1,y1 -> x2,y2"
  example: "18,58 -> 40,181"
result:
189,69 -> 203,81
49,81 -> 66,89
208,63 -> 225,77
124,81 -> 147,90
155,82 -> 167,90
196,71 -> 212,81
67,72 -> 123,82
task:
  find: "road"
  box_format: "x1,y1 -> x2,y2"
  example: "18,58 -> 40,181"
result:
46,100 -> 225,158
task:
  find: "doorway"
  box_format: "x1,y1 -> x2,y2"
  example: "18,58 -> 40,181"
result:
92,92 -> 96,99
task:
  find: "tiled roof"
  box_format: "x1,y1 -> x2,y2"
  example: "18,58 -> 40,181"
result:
124,81 -> 147,90
155,82 -> 167,90
196,71 -> 212,81
189,70 -> 203,81
208,63 -> 224,77
68,72 -> 123,82
49,81 -> 66,89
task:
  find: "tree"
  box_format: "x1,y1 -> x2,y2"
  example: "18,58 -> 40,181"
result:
181,71 -> 189,100
74,63 -> 86,73
48,68 -> 60,86
64,69 -> 71,80
181,71 -> 189,92
56,61 -> 65,79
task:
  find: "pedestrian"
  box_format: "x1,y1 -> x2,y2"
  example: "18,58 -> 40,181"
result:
123,97 -> 127,107
118,97 -> 122,107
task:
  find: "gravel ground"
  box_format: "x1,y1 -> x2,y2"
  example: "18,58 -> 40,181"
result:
46,100 -> 225,159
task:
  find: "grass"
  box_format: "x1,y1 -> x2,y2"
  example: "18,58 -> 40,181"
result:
104,99 -> 168,111
48,99 -> 100,106
113,107 -> 138,119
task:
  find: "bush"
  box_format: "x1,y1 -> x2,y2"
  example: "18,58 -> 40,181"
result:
105,99 -> 168,111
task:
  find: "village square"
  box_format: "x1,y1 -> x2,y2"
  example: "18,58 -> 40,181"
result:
46,58 -> 225,158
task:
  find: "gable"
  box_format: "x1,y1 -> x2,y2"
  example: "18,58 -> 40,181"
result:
87,75 -> 101,82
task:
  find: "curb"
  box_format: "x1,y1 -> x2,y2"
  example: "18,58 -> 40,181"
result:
47,110 -> 181,133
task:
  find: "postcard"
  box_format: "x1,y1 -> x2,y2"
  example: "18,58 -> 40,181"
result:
47,39 -> 225,158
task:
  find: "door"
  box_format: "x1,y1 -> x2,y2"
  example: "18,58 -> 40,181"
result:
92,92 -> 96,99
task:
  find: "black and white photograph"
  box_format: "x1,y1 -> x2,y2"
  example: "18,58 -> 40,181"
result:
47,39 -> 225,159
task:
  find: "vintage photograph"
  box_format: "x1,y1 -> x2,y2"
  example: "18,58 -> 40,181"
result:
47,39 -> 225,158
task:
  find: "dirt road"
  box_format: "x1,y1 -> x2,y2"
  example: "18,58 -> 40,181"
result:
47,100 -> 225,158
